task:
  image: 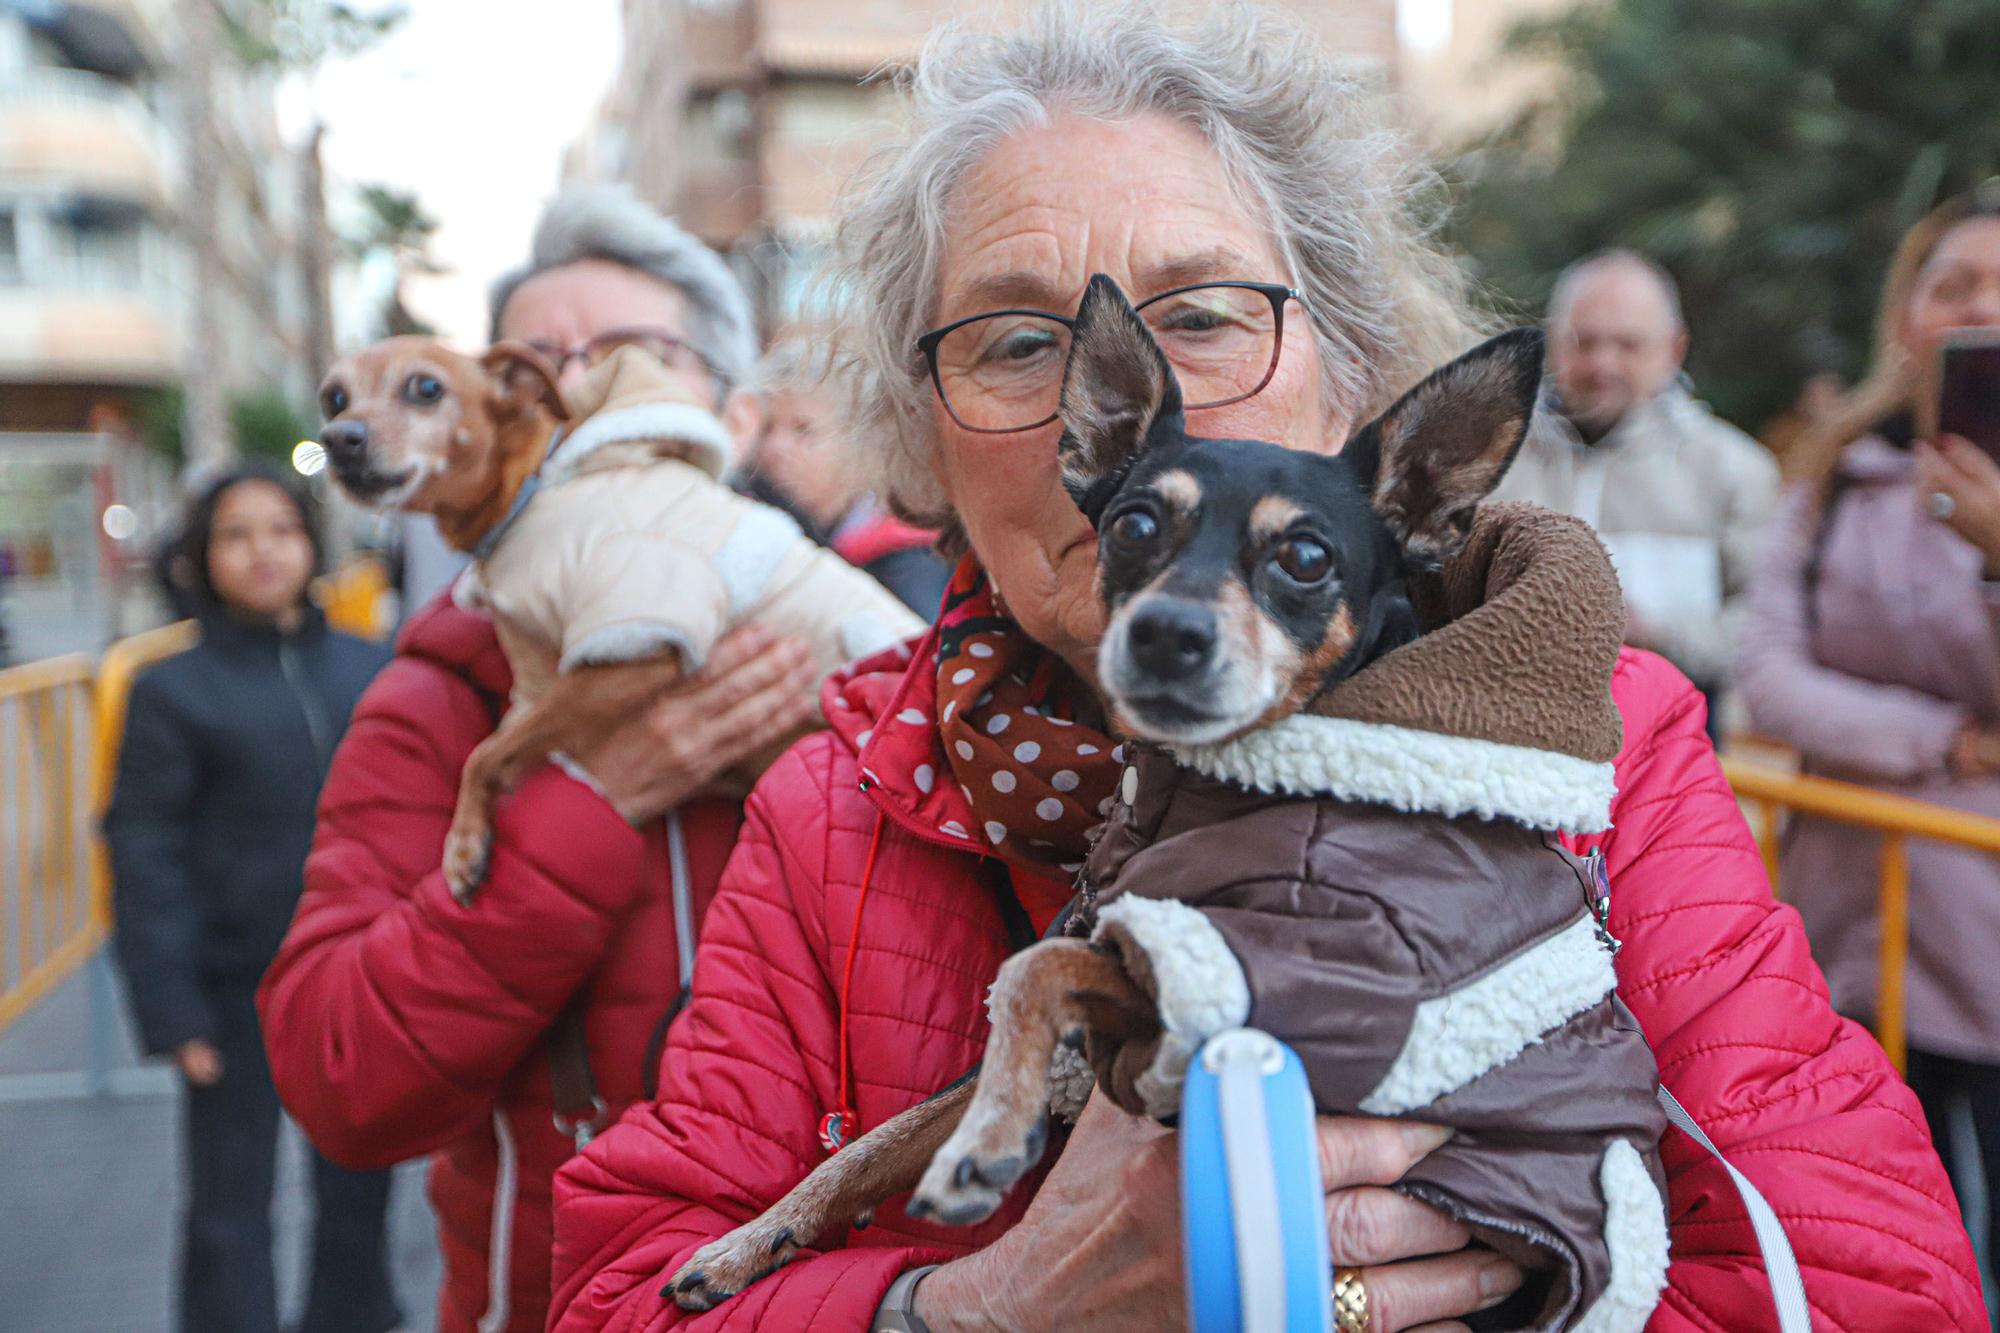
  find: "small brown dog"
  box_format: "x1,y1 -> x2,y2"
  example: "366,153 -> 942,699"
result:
319,336 -> 921,901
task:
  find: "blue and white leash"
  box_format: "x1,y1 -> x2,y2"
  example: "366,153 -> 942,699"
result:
1181,1030 -> 1812,1333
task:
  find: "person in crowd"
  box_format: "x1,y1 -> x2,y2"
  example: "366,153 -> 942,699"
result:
256,186 -> 821,1333
105,464 -> 399,1333
547,9 -> 1984,1332
735,337 -> 951,618
1739,189 -> 2000,1273
1492,250 -> 1780,726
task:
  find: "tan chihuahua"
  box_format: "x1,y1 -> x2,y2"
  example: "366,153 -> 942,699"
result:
319,335 -> 921,902
319,337 -> 681,899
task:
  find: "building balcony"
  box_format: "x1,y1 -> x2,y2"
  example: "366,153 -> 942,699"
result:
0,67 -> 177,212
0,257 -> 179,386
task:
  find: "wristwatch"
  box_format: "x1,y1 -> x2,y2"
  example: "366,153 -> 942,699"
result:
872,1264 -> 941,1333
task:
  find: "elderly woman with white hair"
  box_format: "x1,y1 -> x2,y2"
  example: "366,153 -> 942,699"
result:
259,186 -> 822,1333
550,8 -> 1984,1332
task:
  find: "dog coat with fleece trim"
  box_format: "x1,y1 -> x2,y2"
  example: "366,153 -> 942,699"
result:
1080,503 -> 1669,1333
458,346 -> 923,710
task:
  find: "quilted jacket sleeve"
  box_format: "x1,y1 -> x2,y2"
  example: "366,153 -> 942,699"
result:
1738,484 -> 1966,781
256,654 -> 651,1169
549,738 -> 954,1331
105,671 -> 214,1055
1592,651 -> 1986,1331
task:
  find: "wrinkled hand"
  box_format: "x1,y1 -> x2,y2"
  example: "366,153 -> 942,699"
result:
1916,436 -> 2000,574
176,1038 -> 223,1087
914,1093 -> 1521,1333
569,626 -> 819,825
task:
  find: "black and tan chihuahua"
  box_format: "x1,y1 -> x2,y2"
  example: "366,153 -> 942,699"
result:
668,277 -> 1545,1309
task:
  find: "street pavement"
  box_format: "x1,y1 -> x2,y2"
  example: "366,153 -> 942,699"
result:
0,954 -> 440,1333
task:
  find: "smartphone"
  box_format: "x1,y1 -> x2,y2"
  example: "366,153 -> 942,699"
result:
1935,329 -> 2000,462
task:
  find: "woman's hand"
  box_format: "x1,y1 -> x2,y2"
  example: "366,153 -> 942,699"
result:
914,1093 -> 1521,1332
569,626 -> 819,826
1916,436 -> 2000,575
175,1038 -> 224,1087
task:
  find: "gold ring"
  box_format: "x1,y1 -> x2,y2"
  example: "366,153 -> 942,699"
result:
1333,1265 -> 1370,1333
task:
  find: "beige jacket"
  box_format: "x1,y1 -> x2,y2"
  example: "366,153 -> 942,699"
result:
458,347 -> 922,707
1492,383 -> 1778,686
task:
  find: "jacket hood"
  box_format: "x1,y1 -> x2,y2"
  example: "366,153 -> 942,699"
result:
552,345 -> 734,484
1171,502 -> 1625,833
395,588 -> 514,702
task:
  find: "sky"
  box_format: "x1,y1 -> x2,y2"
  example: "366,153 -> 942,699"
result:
275,0 -> 624,347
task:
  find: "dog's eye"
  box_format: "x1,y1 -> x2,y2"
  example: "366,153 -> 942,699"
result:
321,386 -> 348,417
405,374 -> 445,403
1109,510 -> 1158,546
1274,537 -> 1331,584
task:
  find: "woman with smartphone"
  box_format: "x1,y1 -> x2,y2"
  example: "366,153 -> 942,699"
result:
1740,189 -> 2000,1257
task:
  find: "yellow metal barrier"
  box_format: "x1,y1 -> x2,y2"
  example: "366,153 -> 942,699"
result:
316,554 -> 392,642
0,622 -> 197,1036
1722,756 -> 2000,1075
0,654 -> 97,1032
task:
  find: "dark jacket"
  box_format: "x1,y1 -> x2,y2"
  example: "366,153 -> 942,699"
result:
106,605 -> 387,1053
1082,505 -> 1667,1332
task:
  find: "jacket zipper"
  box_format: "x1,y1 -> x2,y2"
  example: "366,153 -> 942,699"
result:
277,638 -> 330,769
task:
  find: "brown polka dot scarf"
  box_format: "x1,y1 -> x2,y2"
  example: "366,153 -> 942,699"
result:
934,557 -> 1123,877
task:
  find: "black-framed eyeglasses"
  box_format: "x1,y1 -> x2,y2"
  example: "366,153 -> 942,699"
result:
915,280 -> 1301,434
521,325 -> 722,386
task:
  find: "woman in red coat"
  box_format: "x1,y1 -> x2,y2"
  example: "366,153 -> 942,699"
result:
551,9 -> 1986,1331
257,187 -> 819,1333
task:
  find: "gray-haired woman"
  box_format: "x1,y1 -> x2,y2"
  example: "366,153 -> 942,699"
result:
551,7 -> 1983,1331
261,185 -> 819,1333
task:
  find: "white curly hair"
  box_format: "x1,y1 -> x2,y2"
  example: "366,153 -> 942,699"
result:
825,1 -> 1481,551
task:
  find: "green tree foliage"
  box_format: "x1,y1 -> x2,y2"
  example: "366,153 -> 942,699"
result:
347,183 -> 446,337
1450,0 -> 2000,430
223,0 -> 407,71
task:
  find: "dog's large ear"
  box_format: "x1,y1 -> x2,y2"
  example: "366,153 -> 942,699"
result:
1343,327 -> 1544,570
1057,274 -> 1185,525
481,341 -> 571,422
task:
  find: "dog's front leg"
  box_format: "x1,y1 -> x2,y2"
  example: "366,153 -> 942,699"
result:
910,939 -> 1158,1225
669,1081 -> 975,1311
443,657 -> 684,903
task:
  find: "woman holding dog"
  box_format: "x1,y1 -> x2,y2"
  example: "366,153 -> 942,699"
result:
1740,189 -> 2000,1285
549,8 -> 1985,1331
258,189 -> 821,1333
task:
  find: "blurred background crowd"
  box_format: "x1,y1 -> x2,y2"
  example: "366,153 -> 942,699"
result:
4,0 -> 2000,1329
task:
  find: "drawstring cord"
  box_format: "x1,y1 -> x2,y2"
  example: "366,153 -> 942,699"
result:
821,810 -> 887,1154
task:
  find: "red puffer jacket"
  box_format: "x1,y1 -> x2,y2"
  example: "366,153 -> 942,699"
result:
258,596 -> 742,1333
551,635 -> 1987,1331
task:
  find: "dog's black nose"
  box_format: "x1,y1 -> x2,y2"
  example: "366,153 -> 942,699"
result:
1127,599 -> 1217,682
321,420 -> 368,461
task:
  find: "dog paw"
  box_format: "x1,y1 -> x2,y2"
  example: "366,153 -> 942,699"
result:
667,1223 -> 803,1312
908,1112 -> 1048,1226
441,825 -> 492,906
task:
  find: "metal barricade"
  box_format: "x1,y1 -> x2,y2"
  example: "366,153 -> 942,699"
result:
0,620 -> 196,1041
0,655 -> 97,1032
316,554 -> 393,642
1722,756 -> 2000,1075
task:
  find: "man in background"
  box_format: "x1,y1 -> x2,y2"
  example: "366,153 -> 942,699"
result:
1494,249 -> 1780,730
